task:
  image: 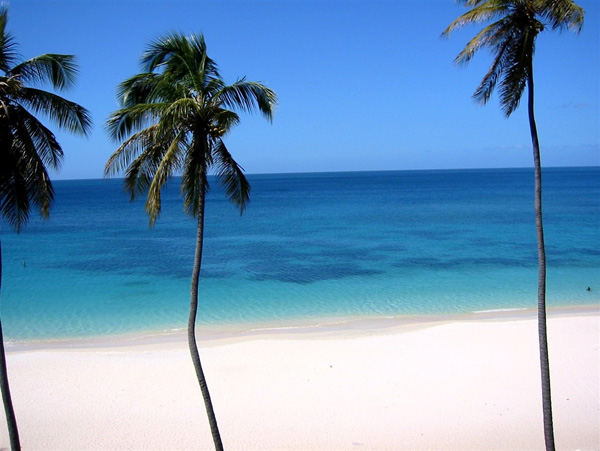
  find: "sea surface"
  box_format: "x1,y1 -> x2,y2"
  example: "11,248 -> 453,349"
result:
1,167 -> 598,341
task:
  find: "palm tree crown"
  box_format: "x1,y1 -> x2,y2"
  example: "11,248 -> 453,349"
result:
105,33 -> 277,223
442,0 -> 583,116
0,6 -> 92,232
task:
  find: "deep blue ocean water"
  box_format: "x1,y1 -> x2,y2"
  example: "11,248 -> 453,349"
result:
1,167 -> 598,341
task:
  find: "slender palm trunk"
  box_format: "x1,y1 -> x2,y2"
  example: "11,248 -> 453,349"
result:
0,236 -> 21,451
188,172 -> 224,451
528,65 -> 555,451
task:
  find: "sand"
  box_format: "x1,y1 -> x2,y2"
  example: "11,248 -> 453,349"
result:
0,308 -> 598,450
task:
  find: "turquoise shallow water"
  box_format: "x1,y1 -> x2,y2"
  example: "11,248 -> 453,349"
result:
1,167 -> 599,341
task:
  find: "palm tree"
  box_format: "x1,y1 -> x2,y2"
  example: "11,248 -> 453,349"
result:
0,5 -> 91,450
442,1 -> 584,449
105,33 -> 277,450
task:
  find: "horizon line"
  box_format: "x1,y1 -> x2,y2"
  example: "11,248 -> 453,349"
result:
52,164 -> 600,183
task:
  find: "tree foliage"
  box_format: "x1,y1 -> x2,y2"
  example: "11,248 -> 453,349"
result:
105,33 -> 277,224
442,0 -> 583,116
0,5 -> 91,232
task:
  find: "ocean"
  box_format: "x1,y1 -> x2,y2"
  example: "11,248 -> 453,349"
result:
1,167 -> 598,341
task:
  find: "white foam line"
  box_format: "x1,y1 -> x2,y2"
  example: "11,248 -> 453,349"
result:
247,326 -> 306,332
473,308 -> 528,314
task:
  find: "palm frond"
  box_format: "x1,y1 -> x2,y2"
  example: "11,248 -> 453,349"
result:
104,124 -> 161,176
181,137 -> 209,218
463,0 -> 505,6
145,131 -> 186,225
218,80 -> 277,122
17,87 -> 92,135
498,27 -> 535,116
186,34 -> 220,91
453,17 -> 511,65
470,17 -> 515,103
212,139 -> 250,213
8,103 -> 63,170
24,150 -> 54,219
442,0 -> 508,37
141,32 -> 190,72
0,6 -> 18,73
117,72 -> 165,107
0,136 -> 54,231
106,102 -> 166,142
537,0 -> 584,31
0,144 -> 31,231
9,54 -> 78,90
123,154 -> 155,201
122,139 -> 171,201
141,32 -> 220,84
472,35 -> 511,105
111,125 -> 182,205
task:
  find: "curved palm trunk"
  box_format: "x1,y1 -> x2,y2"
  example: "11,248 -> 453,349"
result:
188,173 -> 224,451
528,65 -> 555,451
0,236 -> 21,451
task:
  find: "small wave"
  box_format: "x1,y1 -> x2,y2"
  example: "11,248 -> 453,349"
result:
473,308 -> 528,314
247,325 -> 306,332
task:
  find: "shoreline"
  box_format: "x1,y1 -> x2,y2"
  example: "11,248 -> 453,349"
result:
5,303 -> 598,352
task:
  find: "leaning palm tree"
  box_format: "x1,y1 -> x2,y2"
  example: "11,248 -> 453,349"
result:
105,33 -> 277,450
0,5 -> 91,450
442,1 -> 584,449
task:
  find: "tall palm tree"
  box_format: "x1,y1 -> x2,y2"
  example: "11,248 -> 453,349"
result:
442,1 -> 584,449
105,33 -> 277,450
0,5 -> 91,450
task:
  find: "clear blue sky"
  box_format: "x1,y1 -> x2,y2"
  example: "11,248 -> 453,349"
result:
10,0 -> 600,179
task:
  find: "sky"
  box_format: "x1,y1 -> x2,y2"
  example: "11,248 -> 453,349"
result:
8,0 -> 600,179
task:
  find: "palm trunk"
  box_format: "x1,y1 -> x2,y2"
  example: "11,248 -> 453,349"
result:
0,236 -> 21,451
188,172 -> 224,451
528,65 -> 555,451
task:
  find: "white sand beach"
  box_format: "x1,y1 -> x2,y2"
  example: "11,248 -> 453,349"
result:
1,308 -> 598,450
